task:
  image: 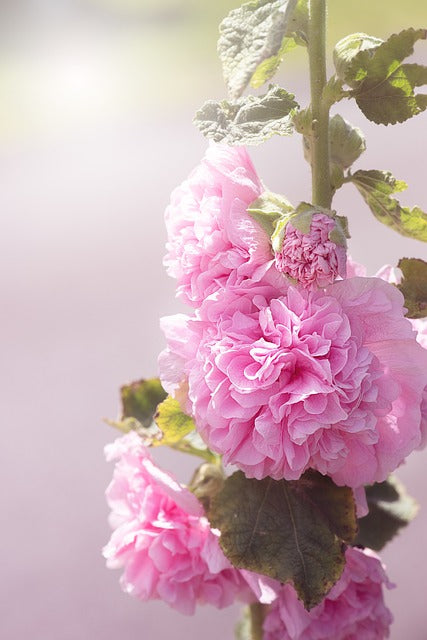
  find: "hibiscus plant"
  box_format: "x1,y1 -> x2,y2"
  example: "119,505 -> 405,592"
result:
103,1 -> 427,638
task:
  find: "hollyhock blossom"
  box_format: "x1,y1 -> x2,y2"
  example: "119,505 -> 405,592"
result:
263,547 -> 393,640
159,277 -> 427,487
273,210 -> 347,290
103,432 -> 250,614
163,143 -> 285,307
376,264 -> 427,448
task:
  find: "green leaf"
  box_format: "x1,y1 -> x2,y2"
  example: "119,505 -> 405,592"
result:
208,470 -> 357,610
247,191 -> 294,237
350,169 -> 427,241
154,396 -> 196,444
249,0 -> 309,89
354,476 -> 418,551
333,33 -> 383,85
329,114 -> 366,170
120,378 -> 167,427
397,257 -> 427,318
218,0 -> 299,99
194,85 -> 299,146
250,36 -> 298,89
337,28 -> 427,124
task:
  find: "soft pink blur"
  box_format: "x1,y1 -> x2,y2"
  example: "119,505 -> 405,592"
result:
1,2 -> 427,639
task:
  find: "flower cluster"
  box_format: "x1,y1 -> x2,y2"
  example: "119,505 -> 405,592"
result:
105,144 -> 425,636
160,145 -> 427,488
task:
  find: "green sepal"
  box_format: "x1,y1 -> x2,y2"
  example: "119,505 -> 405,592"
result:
194,85 -> 299,146
350,169 -> 427,241
336,28 -> 427,124
207,470 -> 357,610
397,257 -> 427,318
354,476 -> 418,551
188,463 -> 225,512
247,191 -> 294,237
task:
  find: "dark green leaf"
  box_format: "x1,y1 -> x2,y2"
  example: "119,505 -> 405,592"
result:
208,470 -> 357,610
337,28 -> 427,124
350,169 -> 427,241
397,258 -> 427,318
218,0 -> 299,99
194,85 -> 299,146
120,378 -> 167,427
354,476 -> 418,551
247,191 -> 294,237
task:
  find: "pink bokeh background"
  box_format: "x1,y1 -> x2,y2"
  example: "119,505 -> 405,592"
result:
2,2 -> 427,638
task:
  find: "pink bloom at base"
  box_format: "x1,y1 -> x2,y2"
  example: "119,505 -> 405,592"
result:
274,212 -> 347,290
103,432 -> 250,614
263,547 -> 393,640
163,143 -> 284,307
159,277 -> 427,487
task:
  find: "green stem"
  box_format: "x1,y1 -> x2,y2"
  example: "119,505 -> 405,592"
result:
308,0 -> 332,208
249,603 -> 265,640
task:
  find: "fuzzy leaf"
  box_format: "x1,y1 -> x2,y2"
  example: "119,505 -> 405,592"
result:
340,28 -> 427,124
333,33 -> 383,85
247,191 -> 294,236
350,169 -> 427,241
218,0 -> 299,99
250,36 -> 298,89
208,470 -> 357,610
194,85 -> 298,146
354,476 -> 418,551
120,378 -> 167,428
397,258 -> 427,318
329,114 -> 366,170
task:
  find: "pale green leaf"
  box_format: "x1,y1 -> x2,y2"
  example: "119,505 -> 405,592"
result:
333,33 -> 383,85
337,28 -> 427,124
397,257 -> 427,318
329,114 -> 366,170
354,476 -> 418,551
208,470 -> 357,610
194,85 -> 299,146
350,169 -> 427,241
218,0 -> 299,99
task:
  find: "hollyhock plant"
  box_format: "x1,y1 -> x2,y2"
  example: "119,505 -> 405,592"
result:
103,432 -> 250,614
104,0 -> 427,636
163,143 -> 285,307
272,208 -> 347,290
159,276 -> 427,487
263,547 -> 393,640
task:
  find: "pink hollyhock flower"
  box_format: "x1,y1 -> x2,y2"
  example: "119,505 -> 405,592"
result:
163,143 -> 284,307
376,264 -> 427,448
159,277 -> 427,487
103,432 -> 250,614
273,210 -> 347,290
263,547 -> 393,640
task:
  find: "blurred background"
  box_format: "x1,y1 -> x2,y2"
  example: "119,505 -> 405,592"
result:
1,1 -> 426,638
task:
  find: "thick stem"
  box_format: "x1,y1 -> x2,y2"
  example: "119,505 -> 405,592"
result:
308,0 -> 332,208
250,602 -> 265,640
